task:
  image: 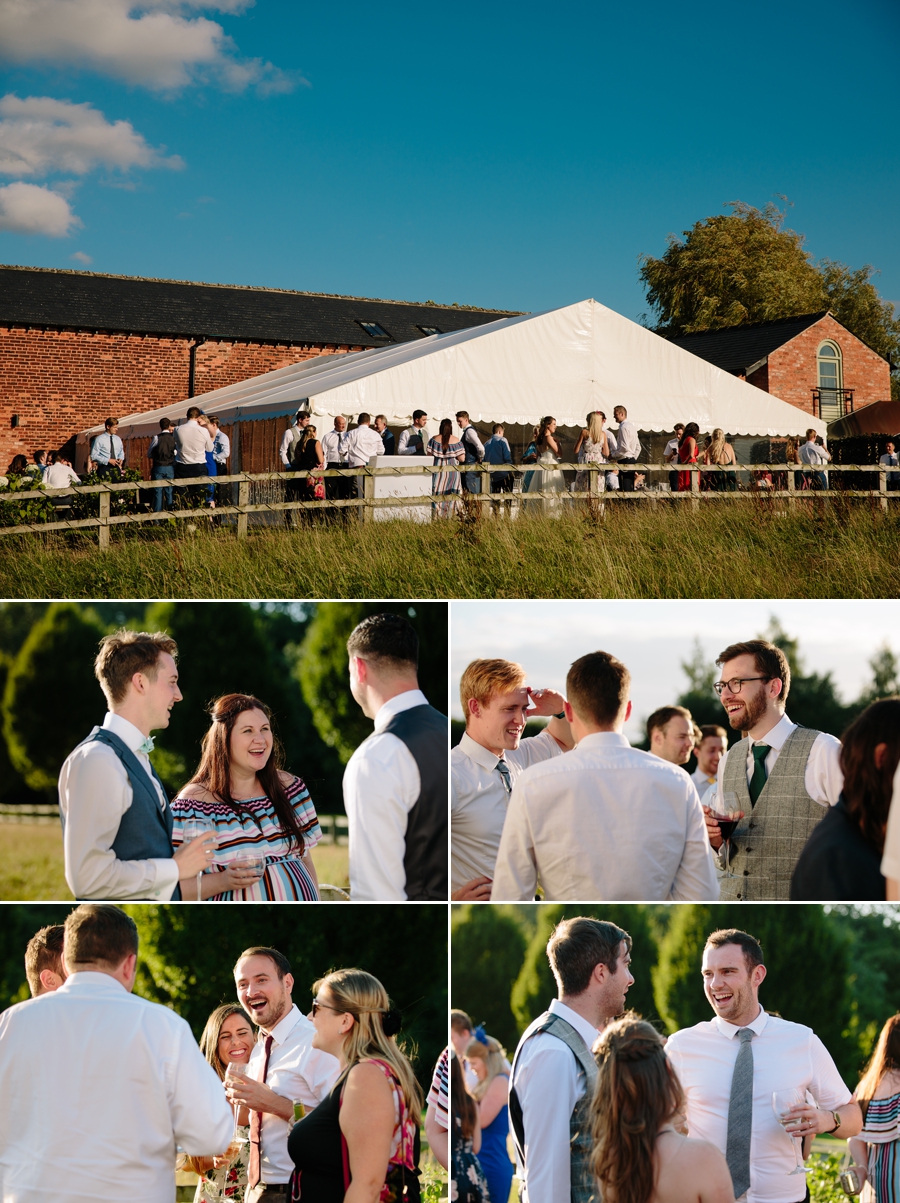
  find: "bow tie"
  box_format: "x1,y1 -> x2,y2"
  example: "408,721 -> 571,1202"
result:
137,736 -> 155,754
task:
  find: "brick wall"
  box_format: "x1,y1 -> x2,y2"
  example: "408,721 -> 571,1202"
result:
766,314 -> 891,417
0,326 -> 359,471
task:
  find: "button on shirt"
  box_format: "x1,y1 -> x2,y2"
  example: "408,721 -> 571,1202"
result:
510,998 -> 600,1203
0,971 -> 234,1203
344,424 -> 385,467
714,714 -> 843,808
343,688 -> 428,900
58,711 -> 180,902
665,1010 -> 852,1203
321,428 -> 349,463
175,419 -> 213,465
451,729 -> 563,892
249,1005 -> 340,1185
491,731 -> 719,902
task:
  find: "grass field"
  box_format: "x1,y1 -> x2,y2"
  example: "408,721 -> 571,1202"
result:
1,497 -> 898,597
0,822 -> 350,901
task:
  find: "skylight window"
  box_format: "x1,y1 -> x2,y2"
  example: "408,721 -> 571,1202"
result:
418,326 -> 441,336
358,321 -> 390,339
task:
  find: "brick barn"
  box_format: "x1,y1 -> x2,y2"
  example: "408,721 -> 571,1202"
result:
668,311 -> 892,424
0,264 -> 515,470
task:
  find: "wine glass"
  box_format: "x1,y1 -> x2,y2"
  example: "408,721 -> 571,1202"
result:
183,818 -> 217,901
232,853 -> 265,888
714,791 -> 741,878
772,1089 -> 810,1175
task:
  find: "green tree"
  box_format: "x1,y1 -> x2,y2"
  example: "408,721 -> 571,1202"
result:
2,603 -> 107,793
761,618 -> 856,738
828,905 -> 900,1079
0,904 -> 66,1008
653,905 -> 853,1076
676,638 -> 737,745
857,644 -> 900,706
510,905 -> 660,1037
450,905 -> 528,1052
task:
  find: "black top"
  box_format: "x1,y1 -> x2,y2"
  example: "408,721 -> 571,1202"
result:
288,1075 -> 345,1203
790,797 -> 885,901
297,440 -> 323,472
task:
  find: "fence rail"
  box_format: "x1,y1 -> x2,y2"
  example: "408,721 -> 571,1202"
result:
1,461 -> 896,543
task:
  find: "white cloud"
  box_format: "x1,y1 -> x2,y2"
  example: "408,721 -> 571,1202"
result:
71,250 -> 92,262
0,181 -> 80,235
0,0 -> 297,92
0,94 -> 184,177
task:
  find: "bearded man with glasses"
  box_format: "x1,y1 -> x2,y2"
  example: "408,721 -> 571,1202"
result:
705,640 -> 843,901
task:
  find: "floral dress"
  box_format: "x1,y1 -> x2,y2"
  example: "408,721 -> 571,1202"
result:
451,1115 -> 489,1203
172,775 -> 322,900
194,1124 -> 249,1203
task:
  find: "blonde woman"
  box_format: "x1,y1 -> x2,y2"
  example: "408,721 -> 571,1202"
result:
574,412 -> 609,493
701,428 -> 737,492
289,968 -> 421,1203
192,1004 -> 256,1203
590,1016 -> 733,1203
466,1032 -> 513,1203
849,1014 -> 900,1203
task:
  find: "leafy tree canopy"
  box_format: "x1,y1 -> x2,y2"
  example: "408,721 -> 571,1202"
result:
450,904 -> 528,1053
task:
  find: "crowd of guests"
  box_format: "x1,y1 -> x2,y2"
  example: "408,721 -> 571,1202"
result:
1,906 -> 443,1203
451,640 -> 900,903
451,919 -> 900,1203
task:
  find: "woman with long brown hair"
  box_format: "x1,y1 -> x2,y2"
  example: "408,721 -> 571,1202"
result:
190,1004 -> 257,1203
524,415 -> 566,512
172,693 -> 322,900
849,1014 -> 900,1203
676,422 -> 700,493
450,1052 -> 488,1203
296,425 -> 326,502
590,1016 -> 732,1203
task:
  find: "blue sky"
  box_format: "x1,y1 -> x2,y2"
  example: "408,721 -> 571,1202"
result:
0,0 -> 897,323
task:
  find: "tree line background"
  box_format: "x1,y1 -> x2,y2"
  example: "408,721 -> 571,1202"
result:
0,903 -> 447,1095
451,903 -> 900,1086
450,616 -> 899,756
0,601 -> 448,812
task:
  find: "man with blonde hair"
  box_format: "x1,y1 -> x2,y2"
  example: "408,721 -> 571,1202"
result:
451,657 -> 574,900
58,629 -> 214,901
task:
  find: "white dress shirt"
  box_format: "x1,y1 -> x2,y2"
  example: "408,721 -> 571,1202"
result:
212,430 -> 231,464
451,728 -> 562,891
58,711 -> 180,901
249,1005 -> 340,1185
0,971 -> 234,1203
491,731 -> 719,902
666,1009 -> 852,1203
343,424 -> 385,467
714,714 -> 843,808
880,759 -> 900,882
321,428 -> 349,463
510,998 -> 600,1203
44,462 -> 80,487
799,440 -> 830,466
175,419 -> 213,465
692,765 -> 718,798
614,419 -> 640,460
398,426 -> 426,454
343,688 -> 428,900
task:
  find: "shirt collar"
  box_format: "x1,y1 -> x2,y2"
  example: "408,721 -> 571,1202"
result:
263,1003 -> 303,1046
574,731 -> 630,749
749,713 -> 796,753
57,970 -> 129,996
373,688 -> 428,732
549,998 -> 601,1048
103,711 -> 150,754
714,1008 -> 769,1040
458,729 -> 508,770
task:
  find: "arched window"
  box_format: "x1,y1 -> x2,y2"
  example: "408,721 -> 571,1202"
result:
816,341 -> 844,420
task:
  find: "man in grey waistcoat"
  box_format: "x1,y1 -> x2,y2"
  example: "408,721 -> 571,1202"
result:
704,639 -> 843,901
509,916 -> 634,1203
58,630 -> 215,901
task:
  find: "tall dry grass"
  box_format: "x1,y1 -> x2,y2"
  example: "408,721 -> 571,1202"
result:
0,496 -> 897,598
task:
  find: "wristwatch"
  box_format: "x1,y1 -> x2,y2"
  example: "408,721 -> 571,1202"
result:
825,1110 -> 842,1134
554,711 -> 566,720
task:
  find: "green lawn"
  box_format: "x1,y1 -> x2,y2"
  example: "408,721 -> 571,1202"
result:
0,822 -> 349,901
0,498 -> 897,598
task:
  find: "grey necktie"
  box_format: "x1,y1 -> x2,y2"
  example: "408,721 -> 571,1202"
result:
725,1027 -> 755,1198
495,758 -> 512,796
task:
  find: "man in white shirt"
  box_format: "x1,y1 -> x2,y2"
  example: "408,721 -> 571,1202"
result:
89,416 -> 125,477
228,947 -> 340,1203
509,915 -> 635,1203
456,410 -> 485,494
612,405 -> 641,492
175,405 -> 214,501
398,409 -> 429,455
451,657 -> 574,901
0,904 -> 233,1203
492,650 -> 719,902
43,452 -> 81,489
343,613 -> 447,900
24,923 -> 67,996
691,724 -> 727,800
666,928 -> 861,1203
648,705 -> 695,766
879,440 -> 900,490
707,639 -> 843,900
344,412 -> 385,509
58,628 -> 214,901
321,415 -> 351,510
799,428 -> 831,489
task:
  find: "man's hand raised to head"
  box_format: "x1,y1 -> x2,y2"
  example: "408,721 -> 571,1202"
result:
526,688 -> 575,751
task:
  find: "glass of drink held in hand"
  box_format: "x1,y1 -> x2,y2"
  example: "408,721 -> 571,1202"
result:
232,854 -> 265,882
772,1089 -> 811,1175
712,790 -> 742,878
182,818 -> 217,901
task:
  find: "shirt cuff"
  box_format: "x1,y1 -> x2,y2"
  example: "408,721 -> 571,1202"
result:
151,858 -> 181,901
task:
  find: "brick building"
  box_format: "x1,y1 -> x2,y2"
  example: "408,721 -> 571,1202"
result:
669,311 -> 891,424
0,264 -> 516,469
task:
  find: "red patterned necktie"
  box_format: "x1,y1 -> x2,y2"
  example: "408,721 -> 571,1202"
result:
247,1034 -> 274,1189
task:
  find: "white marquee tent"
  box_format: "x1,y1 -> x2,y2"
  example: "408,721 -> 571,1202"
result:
76,299 -> 825,460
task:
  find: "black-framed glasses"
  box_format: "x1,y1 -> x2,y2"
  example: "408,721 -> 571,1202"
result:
311,999 -> 344,1017
713,676 -> 771,696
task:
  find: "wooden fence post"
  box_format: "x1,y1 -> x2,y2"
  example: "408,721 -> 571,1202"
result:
363,466 -> 375,523
98,490 -> 110,550
879,466 -> 888,514
237,479 -> 249,539
691,465 -> 700,513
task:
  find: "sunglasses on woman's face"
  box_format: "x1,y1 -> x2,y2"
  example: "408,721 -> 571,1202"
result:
311,998 -> 343,1017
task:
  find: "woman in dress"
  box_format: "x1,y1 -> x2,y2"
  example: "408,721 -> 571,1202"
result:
191,1004 -> 256,1203
524,415 -> 566,512
849,1013 -> 900,1203
428,418 -> 465,517
676,422 -> 700,493
574,412 -> 609,494
288,968 -> 420,1203
451,1052 -> 488,1203
296,425 -> 326,504
590,1016 -> 733,1203
465,1034 -> 512,1203
701,428 -> 737,492
172,693 -> 322,901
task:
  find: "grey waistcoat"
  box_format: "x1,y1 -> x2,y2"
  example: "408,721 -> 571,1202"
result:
509,1010 -> 599,1203
719,726 -> 822,902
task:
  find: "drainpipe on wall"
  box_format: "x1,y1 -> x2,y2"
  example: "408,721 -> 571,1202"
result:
188,336 -> 207,398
